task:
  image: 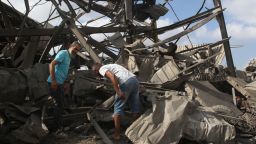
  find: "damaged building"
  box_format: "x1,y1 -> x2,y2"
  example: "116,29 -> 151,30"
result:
0,0 -> 256,144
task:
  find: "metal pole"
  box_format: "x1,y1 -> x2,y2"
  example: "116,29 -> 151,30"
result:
213,0 -> 236,77
50,0 -> 101,63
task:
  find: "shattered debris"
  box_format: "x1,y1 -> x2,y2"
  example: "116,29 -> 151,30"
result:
0,0 -> 256,144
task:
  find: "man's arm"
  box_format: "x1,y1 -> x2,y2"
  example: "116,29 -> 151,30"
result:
104,70 -> 125,99
49,60 -> 58,90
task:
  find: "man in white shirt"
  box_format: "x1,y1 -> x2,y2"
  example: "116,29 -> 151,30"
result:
92,63 -> 140,140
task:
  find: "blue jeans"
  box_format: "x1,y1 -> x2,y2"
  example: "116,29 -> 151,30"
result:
48,83 -> 64,129
114,77 -> 140,116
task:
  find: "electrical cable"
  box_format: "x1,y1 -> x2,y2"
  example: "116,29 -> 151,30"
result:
167,1 -> 193,46
173,0 -> 206,44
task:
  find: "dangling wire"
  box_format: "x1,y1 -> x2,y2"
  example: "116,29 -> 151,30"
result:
170,0 -> 206,44
167,1 -> 193,46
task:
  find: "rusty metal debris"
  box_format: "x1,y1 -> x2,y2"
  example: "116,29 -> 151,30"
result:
0,0 -> 256,144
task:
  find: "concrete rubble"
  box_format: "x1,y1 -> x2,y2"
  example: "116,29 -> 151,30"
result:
0,0 -> 256,144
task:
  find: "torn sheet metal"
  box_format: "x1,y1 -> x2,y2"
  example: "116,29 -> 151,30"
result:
176,43 -> 225,65
226,76 -> 256,108
125,92 -> 193,144
0,63 -> 49,104
244,81 -> 256,108
73,71 -> 97,97
143,5 -> 168,20
125,39 -> 145,51
226,76 -> 251,98
115,49 -> 139,73
12,114 -> 48,144
107,32 -> 126,48
138,57 -> 155,82
183,106 -> 236,144
126,90 -> 236,144
150,59 -> 180,84
186,81 -> 243,117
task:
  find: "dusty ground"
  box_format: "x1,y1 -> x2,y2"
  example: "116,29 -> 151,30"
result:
40,133 -> 132,144
40,121 -> 132,144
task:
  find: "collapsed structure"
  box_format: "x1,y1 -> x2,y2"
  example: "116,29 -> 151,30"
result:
0,0 -> 256,143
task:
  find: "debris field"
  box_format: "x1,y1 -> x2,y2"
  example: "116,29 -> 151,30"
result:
0,0 -> 256,144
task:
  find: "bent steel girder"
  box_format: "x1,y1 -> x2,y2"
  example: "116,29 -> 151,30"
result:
136,7 -> 220,36
0,7 -> 219,37
0,0 -> 234,72
70,0 -> 116,18
0,26 -> 150,37
146,7 -> 223,48
213,0 -> 235,77
0,1 -> 52,68
50,0 -> 101,63
39,20 -> 67,63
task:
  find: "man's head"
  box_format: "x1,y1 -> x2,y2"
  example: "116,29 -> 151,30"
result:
92,63 -> 102,75
69,41 -> 81,55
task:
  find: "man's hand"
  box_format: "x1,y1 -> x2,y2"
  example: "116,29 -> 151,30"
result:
104,70 -> 126,100
117,91 -> 125,100
51,80 -> 58,90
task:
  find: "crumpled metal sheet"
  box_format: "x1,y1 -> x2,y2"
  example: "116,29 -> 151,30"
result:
138,57 -> 155,82
0,68 -> 27,104
245,80 -> 256,94
183,106 -> 236,144
115,49 -> 139,73
141,5 -> 168,20
8,103 -> 39,115
150,59 -> 180,84
4,104 -> 39,123
73,71 -> 97,97
245,81 -> 256,109
0,63 -> 49,104
12,114 -> 48,144
107,32 -> 126,48
186,81 -> 243,117
125,90 -> 236,144
125,92 -> 192,144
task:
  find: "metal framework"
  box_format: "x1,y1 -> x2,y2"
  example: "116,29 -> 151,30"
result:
0,0 -> 234,75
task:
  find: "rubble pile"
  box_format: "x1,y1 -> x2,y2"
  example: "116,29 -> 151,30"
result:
245,58 -> 256,82
0,0 -> 256,144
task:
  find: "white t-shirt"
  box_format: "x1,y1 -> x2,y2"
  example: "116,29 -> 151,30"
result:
99,64 -> 135,85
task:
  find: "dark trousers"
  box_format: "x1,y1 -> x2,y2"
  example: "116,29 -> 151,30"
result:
48,83 -> 64,130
